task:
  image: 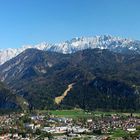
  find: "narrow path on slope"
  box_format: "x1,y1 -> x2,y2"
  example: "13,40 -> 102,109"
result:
55,83 -> 75,105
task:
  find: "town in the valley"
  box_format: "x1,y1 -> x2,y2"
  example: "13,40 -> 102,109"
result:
0,110 -> 140,140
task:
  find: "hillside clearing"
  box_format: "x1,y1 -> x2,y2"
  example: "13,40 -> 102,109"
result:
55,83 -> 75,104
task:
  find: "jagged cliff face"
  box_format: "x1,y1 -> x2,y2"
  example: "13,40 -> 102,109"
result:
0,35 -> 140,65
0,48 -> 139,111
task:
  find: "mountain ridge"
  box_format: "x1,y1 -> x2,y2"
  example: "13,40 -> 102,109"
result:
0,35 -> 140,65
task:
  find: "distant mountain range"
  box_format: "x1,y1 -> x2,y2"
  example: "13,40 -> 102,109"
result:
0,35 -> 140,65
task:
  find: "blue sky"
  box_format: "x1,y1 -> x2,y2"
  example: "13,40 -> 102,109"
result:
0,0 -> 140,49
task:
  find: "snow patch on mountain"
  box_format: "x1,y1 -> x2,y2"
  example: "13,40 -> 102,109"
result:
0,35 -> 140,65
0,42 -> 50,65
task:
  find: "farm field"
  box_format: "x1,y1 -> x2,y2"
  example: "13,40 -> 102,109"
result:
45,109 -> 140,118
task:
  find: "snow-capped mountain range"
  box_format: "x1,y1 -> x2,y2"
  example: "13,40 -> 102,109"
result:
0,35 -> 140,65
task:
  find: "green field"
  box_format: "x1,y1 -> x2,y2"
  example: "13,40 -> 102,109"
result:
47,109 -> 140,118
109,129 -> 129,139
49,109 -> 92,118
34,109 -> 140,119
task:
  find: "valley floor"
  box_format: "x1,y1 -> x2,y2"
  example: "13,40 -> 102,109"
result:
0,109 -> 140,140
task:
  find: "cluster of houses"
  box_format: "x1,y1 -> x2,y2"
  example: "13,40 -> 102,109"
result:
0,112 -> 140,139
42,126 -> 90,134
88,115 -> 140,134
